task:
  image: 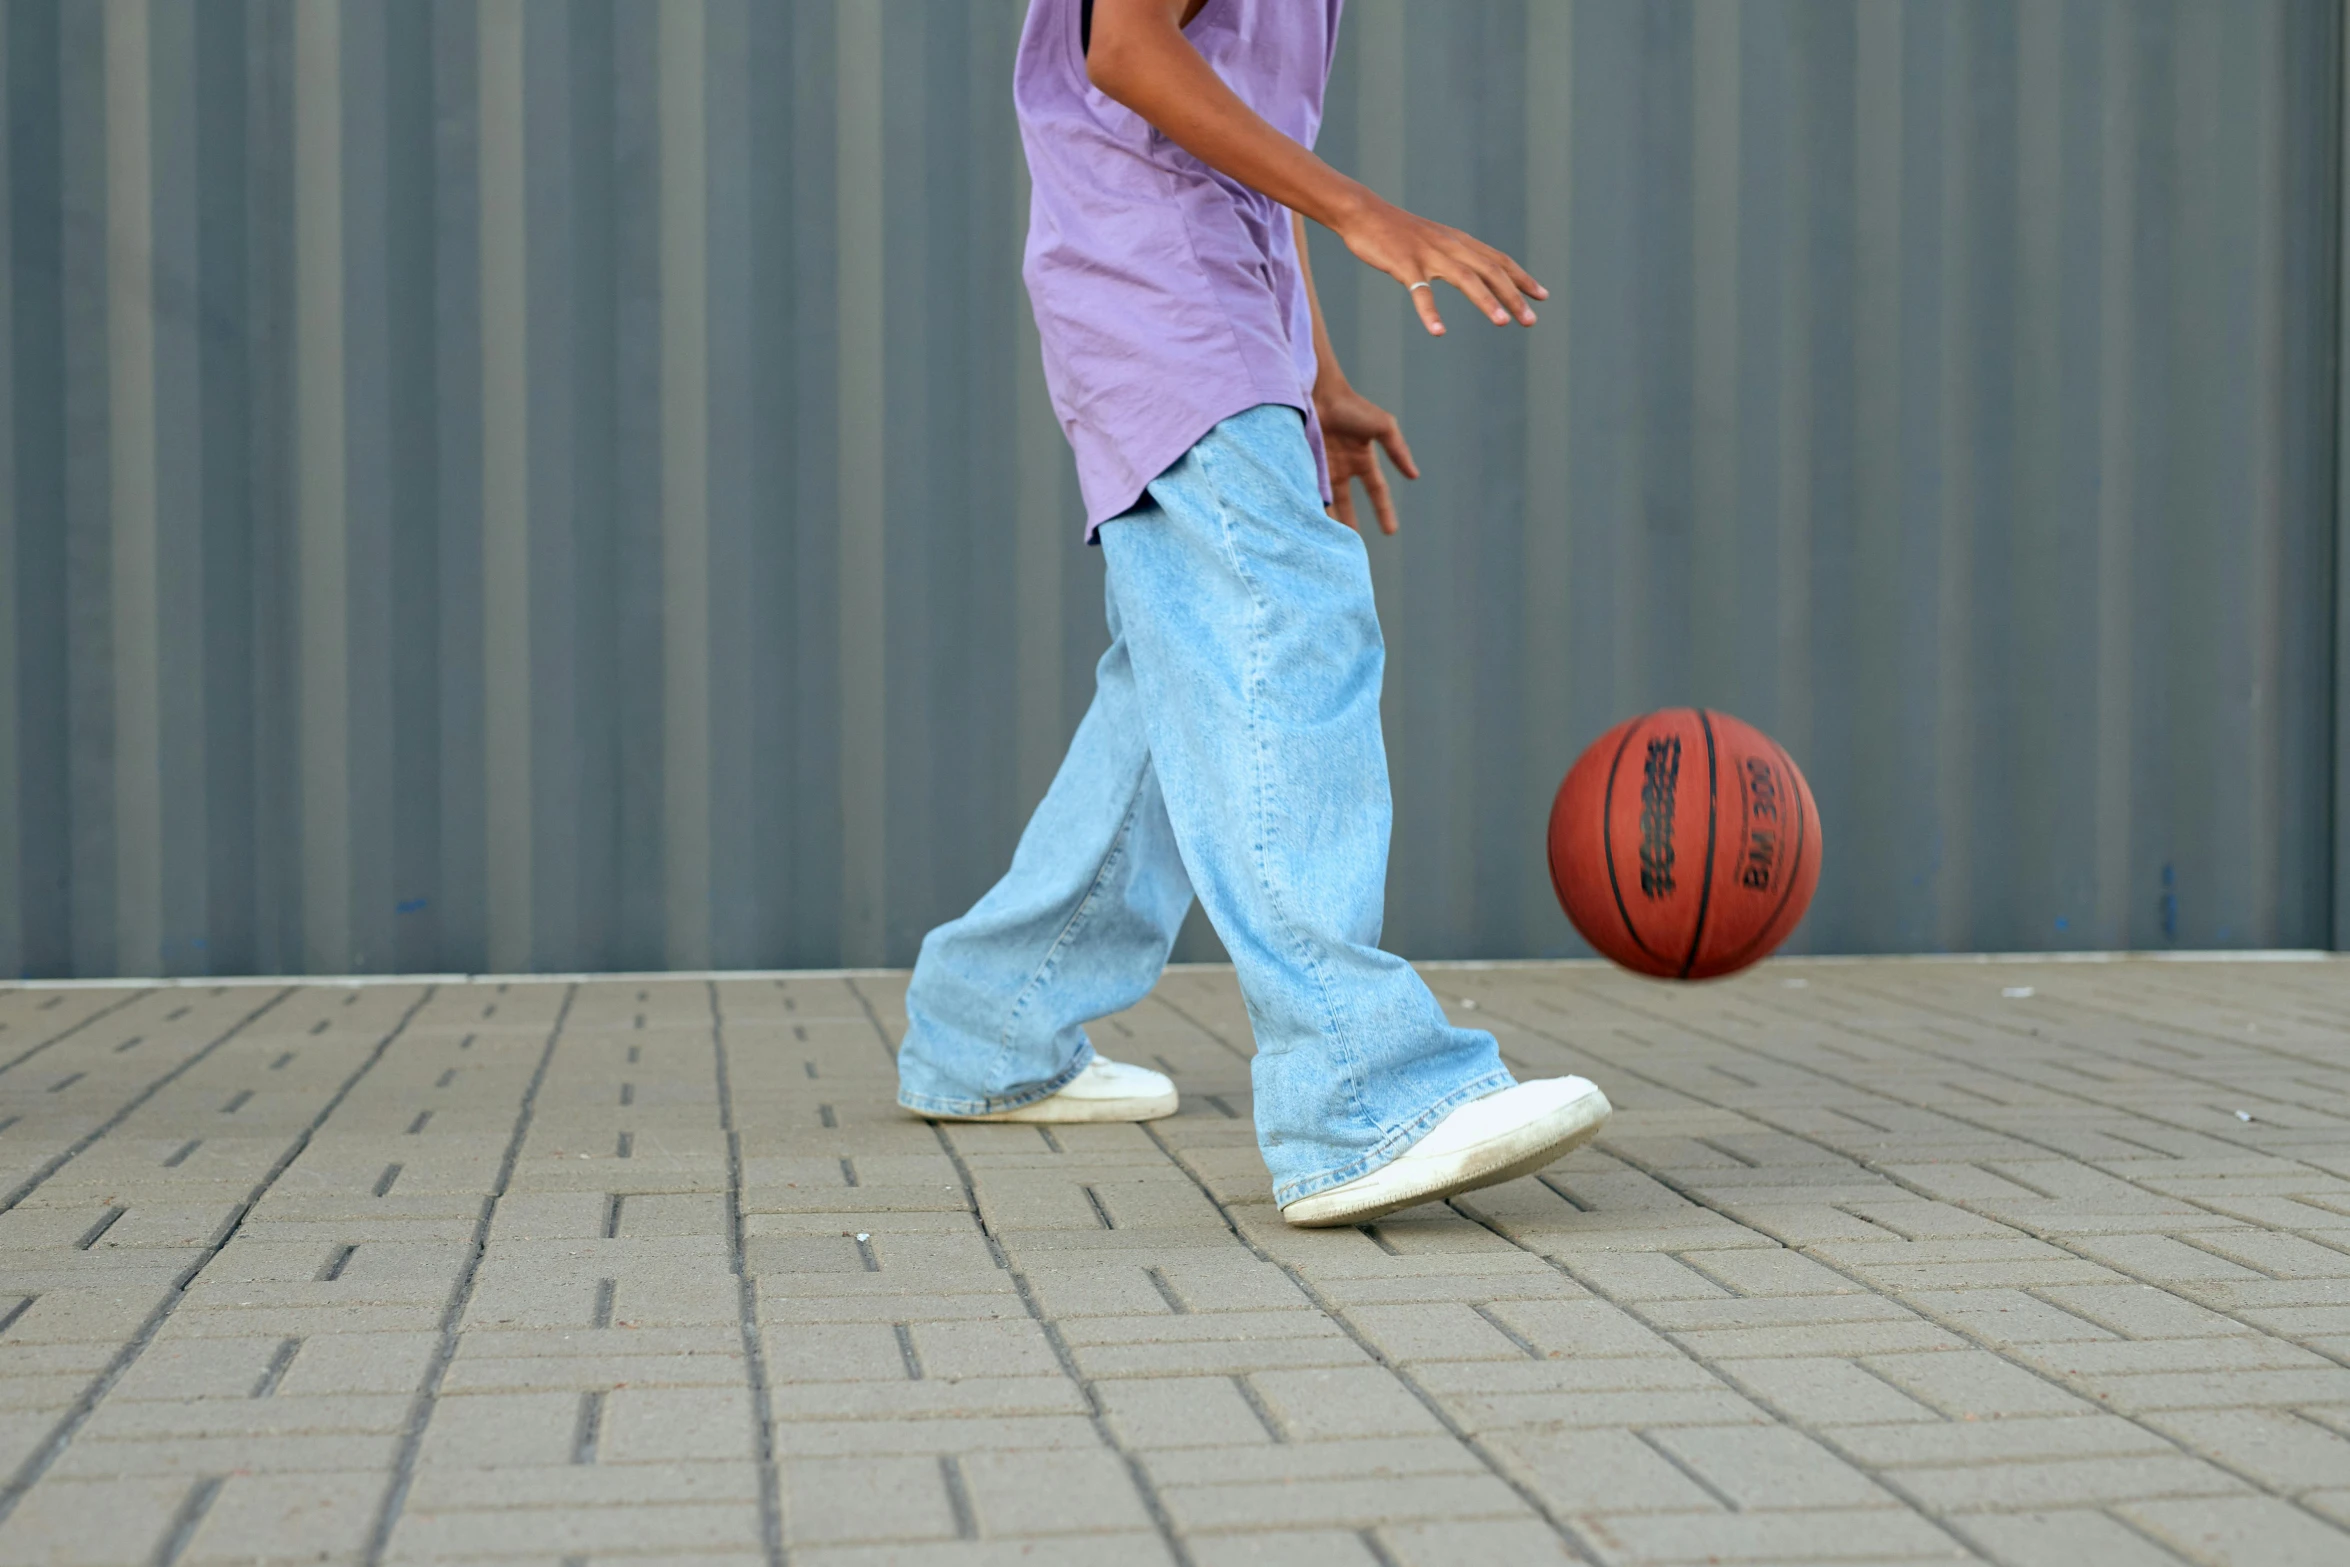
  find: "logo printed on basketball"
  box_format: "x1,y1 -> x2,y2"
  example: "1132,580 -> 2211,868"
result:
1637,737 -> 1680,897
1740,758 -> 1780,891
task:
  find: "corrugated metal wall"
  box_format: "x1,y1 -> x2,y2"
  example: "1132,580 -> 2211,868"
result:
1,0 -> 2342,980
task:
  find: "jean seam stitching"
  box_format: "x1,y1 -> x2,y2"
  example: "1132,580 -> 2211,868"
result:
1198,417 -> 1372,1131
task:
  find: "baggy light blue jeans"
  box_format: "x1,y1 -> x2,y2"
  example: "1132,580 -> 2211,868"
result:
895,405 -> 1513,1206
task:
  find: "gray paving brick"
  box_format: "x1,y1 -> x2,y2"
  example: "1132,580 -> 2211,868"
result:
1161,1472 -> 1529,1531
779,1454 -> 959,1546
182,1471 -> 382,1564
1340,1303 -> 1531,1363
1247,1367 -> 1447,1440
791,1539 -> 1176,1567
1379,1517 -> 1584,1566
1578,1505 -> 1963,1562
1950,1508 -> 2196,1566
1489,1427 -> 1723,1514
2141,1408 -> 2350,1492
772,1415 -> 1105,1456
1649,1424 -> 1904,1510
0,1476 -> 188,1564
1098,1378 -> 1278,1449
2039,1284 -> 2252,1339
1187,1529 -> 1385,1566
1146,1435 -> 1484,1486
1863,1350 -> 2101,1419
1892,1454 -> 2249,1511
2115,1496 -> 2350,1567
1072,1334 -> 1372,1378
1712,1358 -> 1942,1427
1827,1414 -> 2173,1468
962,1447 -> 1155,1535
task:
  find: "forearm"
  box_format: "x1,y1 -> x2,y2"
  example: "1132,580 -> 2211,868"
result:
1293,212 -> 1349,397
1088,0 -> 1370,231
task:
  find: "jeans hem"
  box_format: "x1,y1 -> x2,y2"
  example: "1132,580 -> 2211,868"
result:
1268,1067 -> 1517,1209
897,1039 -> 1099,1118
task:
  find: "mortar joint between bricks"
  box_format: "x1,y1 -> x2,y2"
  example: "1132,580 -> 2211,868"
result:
1553,1041 -> 2350,1533
926,1117 -> 1196,1567
1140,1120 -> 1606,1562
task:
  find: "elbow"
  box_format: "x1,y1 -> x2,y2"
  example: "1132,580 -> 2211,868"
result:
1084,41 -> 1134,102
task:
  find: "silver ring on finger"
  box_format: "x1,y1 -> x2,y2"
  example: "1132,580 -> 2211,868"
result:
1408,281 -> 1432,292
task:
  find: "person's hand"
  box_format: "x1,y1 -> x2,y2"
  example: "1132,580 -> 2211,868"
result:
1332,191 -> 1546,337
1316,381 -> 1417,535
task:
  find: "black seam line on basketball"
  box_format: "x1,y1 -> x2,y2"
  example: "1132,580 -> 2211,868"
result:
1678,709 -> 1721,979
1600,721 -> 1667,967
711,980 -> 788,1567
0,988 -> 293,1215
362,985 -> 575,1567
1480,986 -> 2350,1521
0,988 -> 148,1079
928,1118 -> 1198,1567
1140,1122 -> 1609,1562
0,984 -> 430,1531
1710,742 -> 1813,975
843,972 -> 1189,1565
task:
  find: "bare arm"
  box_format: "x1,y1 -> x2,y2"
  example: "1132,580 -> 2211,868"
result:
1088,0 -> 1545,335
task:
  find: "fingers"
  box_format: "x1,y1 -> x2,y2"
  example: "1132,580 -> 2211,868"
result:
1362,456 -> 1400,536
1407,280 -> 1446,337
1439,264 -> 1516,329
1376,419 -> 1419,481
1426,233 -> 1538,326
1330,480 -> 1359,532
1501,249 -> 1549,302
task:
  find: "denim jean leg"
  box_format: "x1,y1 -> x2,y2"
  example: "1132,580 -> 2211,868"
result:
896,620 -> 1195,1117
1098,404 -> 1513,1206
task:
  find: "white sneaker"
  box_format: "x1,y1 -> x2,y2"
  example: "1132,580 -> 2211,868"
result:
927,1057 -> 1178,1124
1280,1077 -> 1611,1228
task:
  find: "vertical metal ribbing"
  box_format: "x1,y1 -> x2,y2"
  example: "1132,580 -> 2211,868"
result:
147,0 -> 208,977
105,0 -> 159,978
2095,4 -> 2143,950
836,0 -> 886,968
659,0 -> 710,970
479,0 -> 530,972
294,0 -> 349,974
1520,0 -> 1572,946
2247,0 -> 2289,948
1930,6 -> 1976,954
1848,0 -> 1902,953
2335,0 -> 2350,951
0,0 -> 19,980
1689,0 -> 1741,715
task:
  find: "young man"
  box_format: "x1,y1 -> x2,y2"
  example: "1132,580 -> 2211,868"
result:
894,0 -> 1611,1227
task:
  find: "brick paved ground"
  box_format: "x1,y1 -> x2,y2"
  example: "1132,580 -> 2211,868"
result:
1,958 -> 2348,1565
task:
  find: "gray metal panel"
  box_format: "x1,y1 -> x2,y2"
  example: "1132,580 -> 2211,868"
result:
1,0 -> 2341,977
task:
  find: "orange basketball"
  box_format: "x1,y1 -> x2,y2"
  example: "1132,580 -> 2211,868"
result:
1547,709 -> 1821,980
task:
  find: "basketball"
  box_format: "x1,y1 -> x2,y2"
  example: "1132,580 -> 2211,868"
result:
1547,709 -> 1821,980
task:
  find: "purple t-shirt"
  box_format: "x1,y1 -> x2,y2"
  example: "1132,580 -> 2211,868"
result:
1016,0 -> 1343,537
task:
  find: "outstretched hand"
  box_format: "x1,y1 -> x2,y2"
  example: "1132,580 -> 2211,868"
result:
1334,193 -> 1547,337
1317,383 -> 1418,536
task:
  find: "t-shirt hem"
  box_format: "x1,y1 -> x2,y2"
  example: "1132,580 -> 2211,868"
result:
1079,389 -> 1328,544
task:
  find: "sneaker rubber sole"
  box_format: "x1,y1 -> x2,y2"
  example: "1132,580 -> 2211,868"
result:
1280,1081 -> 1611,1227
